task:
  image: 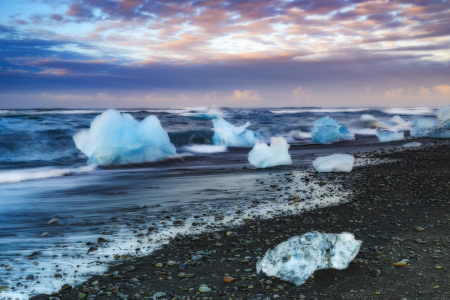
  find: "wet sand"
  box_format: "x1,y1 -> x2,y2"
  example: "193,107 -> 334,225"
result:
32,139 -> 450,300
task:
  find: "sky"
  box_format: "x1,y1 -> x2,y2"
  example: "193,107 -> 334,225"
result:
0,0 -> 449,108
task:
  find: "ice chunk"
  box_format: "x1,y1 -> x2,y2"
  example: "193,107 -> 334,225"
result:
212,118 -> 259,147
376,129 -> 404,142
311,117 -> 355,144
413,118 -> 438,129
436,105 -> 450,122
248,137 -> 292,168
403,142 -> 421,148
257,232 -> 362,286
427,121 -> 450,138
313,154 -> 355,172
410,128 -> 429,138
73,109 -> 176,164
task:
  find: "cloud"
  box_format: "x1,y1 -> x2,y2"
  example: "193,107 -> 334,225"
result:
293,86 -> 313,99
226,90 -> 262,101
434,85 -> 450,95
420,86 -> 431,96
386,88 -> 404,97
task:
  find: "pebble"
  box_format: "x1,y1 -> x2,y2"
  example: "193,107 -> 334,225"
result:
371,269 -> 381,277
198,286 -> 211,292
224,276 -> 234,283
415,227 -> 425,231
415,238 -> 426,244
167,260 -> 176,266
78,293 -> 86,298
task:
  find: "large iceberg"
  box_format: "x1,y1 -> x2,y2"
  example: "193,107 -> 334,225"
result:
413,118 -> 438,129
313,154 -> 354,172
376,129 -> 404,142
409,118 -> 438,137
257,232 -> 362,286
212,118 -> 259,147
428,106 -> 450,138
73,109 -> 176,164
311,117 -> 354,144
248,137 -> 292,168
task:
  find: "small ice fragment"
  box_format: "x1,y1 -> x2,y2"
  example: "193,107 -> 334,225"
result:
311,117 -> 354,144
413,118 -> 438,129
313,154 -> 354,172
248,137 -> 292,168
403,142 -> 422,148
212,118 -> 259,147
376,129 -> 404,142
73,109 -> 176,164
256,232 -> 362,286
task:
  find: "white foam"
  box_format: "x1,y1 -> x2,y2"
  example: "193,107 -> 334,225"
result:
382,108 -> 435,115
179,145 -> 228,153
0,165 -> 96,184
271,108 -> 369,114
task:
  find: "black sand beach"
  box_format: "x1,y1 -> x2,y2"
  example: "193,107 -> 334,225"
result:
32,139 -> 450,300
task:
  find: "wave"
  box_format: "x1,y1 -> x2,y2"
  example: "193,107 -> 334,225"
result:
381,108 -> 435,115
179,145 -> 228,153
271,108 -> 369,114
0,165 -> 96,184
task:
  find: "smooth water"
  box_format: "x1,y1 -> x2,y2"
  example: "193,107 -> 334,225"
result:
0,106 -> 437,299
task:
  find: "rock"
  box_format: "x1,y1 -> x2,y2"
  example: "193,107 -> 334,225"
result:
394,259 -> 409,267
98,237 -> 108,243
415,239 -> 426,244
61,284 -> 72,290
153,292 -> 166,298
415,227 -> 425,231
173,220 -> 183,225
78,293 -> 86,298
224,276 -> 235,283
371,269 -> 381,277
125,265 -> 135,271
129,278 -> 139,284
192,255 -> 202,261
87,247 -> 98,253
0,286 -> 9,291
167,260 -> 176,266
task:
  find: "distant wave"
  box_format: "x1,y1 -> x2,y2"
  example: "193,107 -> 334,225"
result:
0,110 -> 103,116
179,145 -> 228,153
270,108 -> 369,114
0,165 -> 96,184
381,108 -> 435,115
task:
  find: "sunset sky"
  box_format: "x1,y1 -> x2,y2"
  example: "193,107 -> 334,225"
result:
0,0 -> 449,108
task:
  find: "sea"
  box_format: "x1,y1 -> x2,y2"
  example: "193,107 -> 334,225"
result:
0,106 -> 438,299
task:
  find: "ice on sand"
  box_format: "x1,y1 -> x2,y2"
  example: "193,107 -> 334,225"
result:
311,117 -> 354,144
73,109 -> 176,164
248,137 -> 292,168
257,232 -> 362,286
313,154 -> 354,172
428,106 -> 450,139
403,142 -> 422,148
376,129 -> 404,142
212,118 -> 259,147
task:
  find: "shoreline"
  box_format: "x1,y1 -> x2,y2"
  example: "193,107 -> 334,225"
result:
25,138 -> 450,300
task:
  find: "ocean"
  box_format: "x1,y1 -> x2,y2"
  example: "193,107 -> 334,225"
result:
0,107 -> 437,299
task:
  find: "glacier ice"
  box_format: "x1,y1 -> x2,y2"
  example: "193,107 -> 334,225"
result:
376,129 -> 404,142
427,106 -> 450,139
436,105 -> 450,122
257,232 -> 362,286
73,109 -> 176,164
311,117 -> 355,144
410,128 -> 429,138
212,118 -> 259,147
403,142 -> 421,148
413,118 -> 438,129
313,154 -> 355,172
248,137 -> 292,168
